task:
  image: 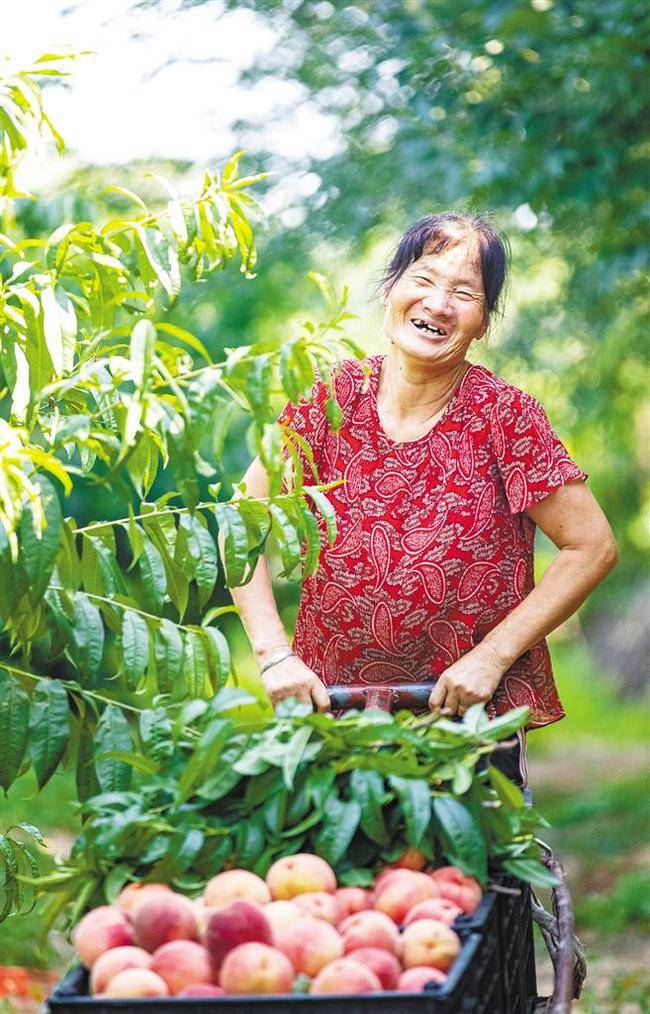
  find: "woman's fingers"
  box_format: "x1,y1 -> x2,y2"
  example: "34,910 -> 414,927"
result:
262,658 -> 330,712
428,676 -> 447,711
310,677 -> 331,712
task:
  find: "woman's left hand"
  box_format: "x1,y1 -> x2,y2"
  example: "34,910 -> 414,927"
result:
428,642 -> 507,717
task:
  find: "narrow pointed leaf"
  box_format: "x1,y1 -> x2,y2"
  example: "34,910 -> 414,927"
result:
0,670 -> 30,791
18,476 -> 61,606
121,610 -> 150,691
154,618 -> 184,695
95,705 -> 132,792
27,679 -> 69,789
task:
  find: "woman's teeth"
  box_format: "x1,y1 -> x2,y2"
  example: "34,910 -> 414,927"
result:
411,318 -> 447,336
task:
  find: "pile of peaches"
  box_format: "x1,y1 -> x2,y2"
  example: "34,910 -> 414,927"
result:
73,853 -> 483,998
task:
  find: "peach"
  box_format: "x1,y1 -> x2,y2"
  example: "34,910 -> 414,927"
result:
116,882 -> 171,916
430,866 -> 482,915
132,893 -> 197,952
310,958 -> 382,995
398,966 -> 448,991
335,887 -> 373,915
294,891 -> 347,925
150,940 -> 213,995
193,899 -> 216,936
339,910 -> 401,957
219,942 -> 294,994
373,870 -> 440,925
73,906 -> 133,968
395,848 -> 428,871
90,946 -> 151,994
264,900 -> 302,938
104,968 -> 169,997
404,897 -> 463,927
401,919 -> 461,971
204,900 -> 272,972
273,916 -> 344,977
204,869 -> 271,909
265,853 -> 336,900
348,946 -> 401,990
179,983 -> 225,996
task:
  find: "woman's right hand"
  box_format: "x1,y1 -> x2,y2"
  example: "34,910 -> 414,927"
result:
261,656 -> 331,712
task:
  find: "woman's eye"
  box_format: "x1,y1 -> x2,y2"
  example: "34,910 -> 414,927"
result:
456,291 -> 473,300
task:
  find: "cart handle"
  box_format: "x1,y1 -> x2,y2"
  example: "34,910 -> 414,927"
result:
327,683 -> 436,713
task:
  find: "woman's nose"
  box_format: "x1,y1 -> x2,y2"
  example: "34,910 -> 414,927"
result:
421,284 -> 452,315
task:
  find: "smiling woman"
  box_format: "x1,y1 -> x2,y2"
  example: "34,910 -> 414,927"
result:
229,211 -> 617,791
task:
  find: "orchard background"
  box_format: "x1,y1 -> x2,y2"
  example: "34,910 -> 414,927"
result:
0,1 -> 648,1011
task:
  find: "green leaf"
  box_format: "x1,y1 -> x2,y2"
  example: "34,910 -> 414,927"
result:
138,536 -> 166,613
150,829 -> 205,884
215,503 -> 249,586
95,705 -> 132,792
432,796 -> 488,883
304,486 -> 337,545
0,669 -> 30,791
179,514 -> 217,607
351,769 -> 390,845
202,626 -> 231,691
388,775 -> 431,847
183,629 -> 207,698
71,591 -> 104,676
27,679 -> 69,789
481,708 -> 529,741
121,610 -> 150,691
269,502 -> 302,578
282,727 -> 313,791
175,717 -> 232,804
40,283 -> 64,375
18,475 -> 61,606
153,618 -> 184,695
130,318 -> 156,393
488,763 -> 526,809
313,796 -> 361,866
297,499 -> 322,577
139,708 -> 173,764
209,686 -> 256,713
502,859 -> 559,888
76,723 -> 100,802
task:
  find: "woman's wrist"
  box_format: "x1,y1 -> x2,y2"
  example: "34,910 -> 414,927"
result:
254,641 -> 292,663
259,647 -> 297,677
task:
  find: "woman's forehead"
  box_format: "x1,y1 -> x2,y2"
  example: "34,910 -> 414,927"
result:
416,240 -> 483,282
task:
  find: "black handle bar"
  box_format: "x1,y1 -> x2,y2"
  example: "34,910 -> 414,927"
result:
327,683 -> 436,713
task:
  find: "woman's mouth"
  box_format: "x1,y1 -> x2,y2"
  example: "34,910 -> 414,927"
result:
410,318 -> 448,337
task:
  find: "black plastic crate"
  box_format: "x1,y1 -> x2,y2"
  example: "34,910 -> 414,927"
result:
48,923 -> 503,1014
47,879 -> 537,1013
493,876 -> 537,1013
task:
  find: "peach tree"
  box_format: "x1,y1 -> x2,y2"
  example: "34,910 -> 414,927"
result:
0,55 -> 555,936
0,53 -> 361,921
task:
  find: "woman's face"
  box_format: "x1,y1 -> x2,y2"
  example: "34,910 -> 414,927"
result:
383,238 -> 487,369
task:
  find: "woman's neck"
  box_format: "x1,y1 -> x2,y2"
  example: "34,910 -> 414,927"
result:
378,348 -> 471,424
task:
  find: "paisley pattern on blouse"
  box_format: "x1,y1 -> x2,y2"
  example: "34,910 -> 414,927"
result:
278,355 -> 587,729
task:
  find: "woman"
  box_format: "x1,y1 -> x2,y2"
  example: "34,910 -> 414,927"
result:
228,213 -> 617,788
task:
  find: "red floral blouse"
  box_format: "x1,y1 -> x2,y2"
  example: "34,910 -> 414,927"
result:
278,355 -> 587,729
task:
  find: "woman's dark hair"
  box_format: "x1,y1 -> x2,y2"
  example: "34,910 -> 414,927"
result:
380,211 -> 511,329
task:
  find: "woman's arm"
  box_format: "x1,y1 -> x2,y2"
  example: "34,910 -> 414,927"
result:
429,481 -> 618,715
220,456 -> 330,711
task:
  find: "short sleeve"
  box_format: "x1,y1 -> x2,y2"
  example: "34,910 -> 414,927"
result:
490,389 -> 588,514
276,376 -> 329,487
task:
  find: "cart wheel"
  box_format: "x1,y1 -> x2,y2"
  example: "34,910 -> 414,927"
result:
531,840 -> 587,1014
